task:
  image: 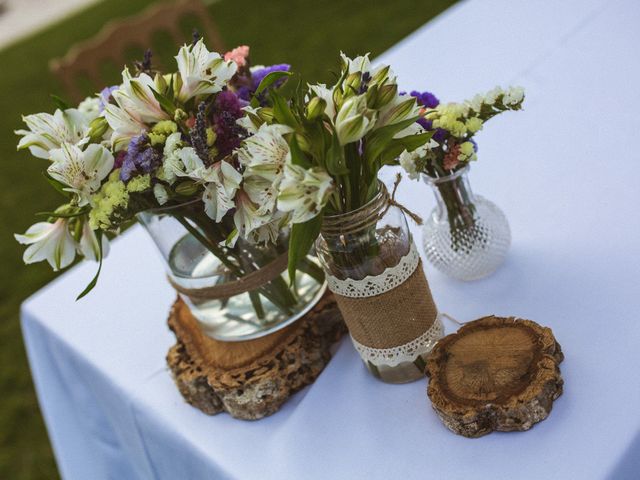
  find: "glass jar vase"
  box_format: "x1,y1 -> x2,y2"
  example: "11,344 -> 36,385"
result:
315,182 -> 443,383
422,166 -> 511,281
137,201 -> 326,341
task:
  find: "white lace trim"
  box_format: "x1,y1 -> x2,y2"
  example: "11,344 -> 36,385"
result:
326,242 -> 420,298
350,314 -> 444,367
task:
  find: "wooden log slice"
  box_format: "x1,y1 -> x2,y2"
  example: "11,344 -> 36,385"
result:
166,292 -> 345,420
426,316 -> 564,438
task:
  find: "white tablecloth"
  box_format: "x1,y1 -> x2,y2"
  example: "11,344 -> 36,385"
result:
21,0 -> 640,478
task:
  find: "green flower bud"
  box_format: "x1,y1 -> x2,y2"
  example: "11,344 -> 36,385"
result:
295,133 -> 311,153
306,97 -> 326,120
332,88 -> 344,111
344,72 -> 361,93
257,108 -> 274,123
154,73 -> 168,94
371,65 -> 391,85
374,84 -> 398,109
87,117 -> 109,143
174,181 -> 199,197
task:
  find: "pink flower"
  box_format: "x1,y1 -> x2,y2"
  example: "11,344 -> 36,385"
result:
443,144 -> 460,170
224,45 -> 250,68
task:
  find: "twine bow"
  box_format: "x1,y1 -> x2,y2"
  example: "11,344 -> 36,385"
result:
387,173 -> 424,225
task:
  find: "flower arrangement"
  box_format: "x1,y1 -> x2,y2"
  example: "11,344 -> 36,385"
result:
235,53 -> 437,276
14,39 -> 307,306
397,86 -> 524,179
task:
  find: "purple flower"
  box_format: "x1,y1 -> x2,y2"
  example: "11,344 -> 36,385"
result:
236,64 -> 291,102
190,101 -> 210,164
410,90 -> 439,108
212,90 -> 247,157
99,86 -> 118,112
119,134 -> 162,182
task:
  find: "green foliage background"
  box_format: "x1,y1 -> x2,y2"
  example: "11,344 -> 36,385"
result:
0,0 -> 455,477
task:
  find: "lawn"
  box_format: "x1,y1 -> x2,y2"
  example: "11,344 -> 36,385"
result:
0,0 -> 456,477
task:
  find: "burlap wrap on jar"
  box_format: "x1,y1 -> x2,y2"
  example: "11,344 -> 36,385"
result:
326,241 -> 444,373
315,181 -> 444,382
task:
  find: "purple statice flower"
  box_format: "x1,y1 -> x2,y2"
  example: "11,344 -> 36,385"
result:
190,101 -> 210,164
99,86 -> 118,112
410,90 -> 439,109
119,134 -> 162,182
236,64 -> 291,103
212,90 -> 247,157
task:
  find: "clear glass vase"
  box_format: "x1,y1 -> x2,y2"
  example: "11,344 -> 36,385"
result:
315,182 -> 443,383
422,166 -> 511,281
137,201 -> 326,341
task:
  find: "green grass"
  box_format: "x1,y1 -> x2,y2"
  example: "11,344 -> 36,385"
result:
0,0 -> 456,477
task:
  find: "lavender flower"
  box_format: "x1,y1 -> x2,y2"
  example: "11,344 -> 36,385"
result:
99,86 -> 118,112
119,134 -> 162,182
190,101 -> 210,164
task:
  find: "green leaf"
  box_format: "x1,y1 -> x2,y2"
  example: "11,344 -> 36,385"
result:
288,213 -> 323,284
324,127 -> 349,175
76,231 -> 104,300
43,172 -> 71,198
150,88 -> 177,116
270,90 -> 299,128
288,135 -> 311,168
50,94 -> 70,110
250,71 -> 292,108
364,115 -> 421,161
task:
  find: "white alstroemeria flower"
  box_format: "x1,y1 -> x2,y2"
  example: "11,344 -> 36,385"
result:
14,219 -> 77,271
242,174 -> 278,215
175,39 -> 237,102
334,94 -> 376,145
340,52 -> 371,74
277,164 -> 333,224
16,109 -> 91,159
164,146 -> 213,183
237,123 -> 293,182
233,190 -> 272,239
112,67 -> 168,124
79,221 -> 110,261
103,103 -> 146,152
236,105 -> 262,134
48,143 -> 114,205
202,160 -> 243,222
245,210 -> 290,245
309,84 -> 336,119
77,96 -> 101,121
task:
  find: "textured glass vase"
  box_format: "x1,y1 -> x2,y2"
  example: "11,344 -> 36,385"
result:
422,166 -> 511,281
137,202 -> 326,341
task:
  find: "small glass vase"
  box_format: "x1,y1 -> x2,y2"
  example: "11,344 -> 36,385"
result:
137,201 -> 326,341
421,166 -> 511,281
315,182 -> 443,383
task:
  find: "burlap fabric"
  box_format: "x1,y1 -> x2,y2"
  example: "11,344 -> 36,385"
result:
168,252 -> 289,301
332,259 -> 437,349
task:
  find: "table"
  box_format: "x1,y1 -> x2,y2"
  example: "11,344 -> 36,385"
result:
21,0 -> 640,478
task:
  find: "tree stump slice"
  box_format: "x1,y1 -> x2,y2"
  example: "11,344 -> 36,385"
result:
426,316 -> 564,438
166,292 -> 345,420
